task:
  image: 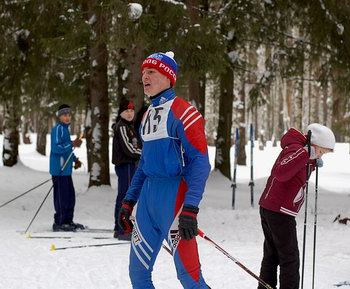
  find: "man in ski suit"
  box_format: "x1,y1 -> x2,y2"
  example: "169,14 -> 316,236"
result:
118,51 -> 211,289
257,123 -> 335,289
50,104 -> 84,232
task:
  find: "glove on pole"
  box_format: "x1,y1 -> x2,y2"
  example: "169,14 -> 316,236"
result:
197,229 -> 273,289
118,200 -> 135,234
178,205 -> 199,240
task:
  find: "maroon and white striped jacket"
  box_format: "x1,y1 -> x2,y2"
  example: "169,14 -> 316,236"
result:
259,128 -> 315,217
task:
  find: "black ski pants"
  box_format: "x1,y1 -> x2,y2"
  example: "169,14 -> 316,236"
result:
52,175 -> 76,225
258,207 -> 300,289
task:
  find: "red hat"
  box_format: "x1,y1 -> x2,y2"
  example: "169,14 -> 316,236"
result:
118,99 -> 135,116
141,51 -> 177,86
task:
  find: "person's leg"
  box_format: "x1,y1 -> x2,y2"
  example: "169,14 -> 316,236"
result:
258,207 -> 279,289
158,178 -> 209,289
263,208 -> 299,289
52,176 -> 61,225
114,163 -> 136,235
272,216 -> 299,289
66,175 -> 76,224
129,178 -> 163,289
53,176 -> 75,225
52,176 -> 75,231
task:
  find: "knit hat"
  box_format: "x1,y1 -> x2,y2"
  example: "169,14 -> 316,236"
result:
56,104 -> 71,117
307,123 -> 336,151
141,51 -> 177,86
118,99 -> 135,116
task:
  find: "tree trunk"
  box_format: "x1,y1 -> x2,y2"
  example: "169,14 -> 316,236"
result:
186,0 -> 205,116
85,0 -> 110,187
125,46 -> 145,113
0,105 -> 4,134
237,72 -> 247,165
2,99 -> 20,166
36,111 -> 49,156
21,115 -> 31,144
215,67 -> 234,180
188,73 -> 206,116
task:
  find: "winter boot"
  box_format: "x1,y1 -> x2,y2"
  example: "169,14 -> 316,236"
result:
70,222 -> 85,230
52,223 -> 76,232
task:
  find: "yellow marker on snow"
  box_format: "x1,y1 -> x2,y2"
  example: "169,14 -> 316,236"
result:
50,244 -> 56,251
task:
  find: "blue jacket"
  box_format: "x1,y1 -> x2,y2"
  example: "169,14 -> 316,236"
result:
125,88 -> 211,207
49,122 -> 76,176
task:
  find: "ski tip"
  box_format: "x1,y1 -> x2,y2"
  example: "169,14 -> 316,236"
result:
50,244 -> 56,251
26,233 -> 32,239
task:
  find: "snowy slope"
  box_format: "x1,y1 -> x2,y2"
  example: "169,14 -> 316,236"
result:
0,134 -> 349,289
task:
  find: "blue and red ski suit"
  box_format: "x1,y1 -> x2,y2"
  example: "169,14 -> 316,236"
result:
124,88 -> 211,289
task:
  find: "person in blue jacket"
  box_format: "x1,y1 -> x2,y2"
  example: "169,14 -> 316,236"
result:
50,104 -> 84,232
118,52 -> 211,289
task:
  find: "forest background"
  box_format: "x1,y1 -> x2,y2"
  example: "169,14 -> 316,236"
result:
1,0 -> 350,187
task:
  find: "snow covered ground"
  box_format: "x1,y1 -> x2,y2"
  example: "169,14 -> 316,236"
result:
0,134 -> 349,289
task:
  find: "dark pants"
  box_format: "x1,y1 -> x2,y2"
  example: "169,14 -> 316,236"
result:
114,163 -> 136,234
52,176 -> 76,225
258,207 -> 300,289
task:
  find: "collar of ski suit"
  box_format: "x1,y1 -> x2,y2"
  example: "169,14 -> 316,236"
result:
58,122 -> 70,127
150,88 -> 176,106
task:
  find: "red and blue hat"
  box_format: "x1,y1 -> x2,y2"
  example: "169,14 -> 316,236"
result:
141,51 -> 177,86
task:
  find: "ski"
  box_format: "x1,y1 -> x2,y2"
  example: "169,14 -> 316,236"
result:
81,227 -> 114,233
334,281 -> 350,287
18,227 -> 114,235
26,233 -> 112,240
231,128 -> 239,209
50,241 -> 129,251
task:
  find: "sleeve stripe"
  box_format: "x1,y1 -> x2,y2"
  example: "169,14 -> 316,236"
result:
280,148 -> 305,165
182,110 -> 200,125
55,125 -> 70,149
120,126 -> 136,154
184,115 -> 202,131
179,106 -> 195,120
120,126 -> 141,155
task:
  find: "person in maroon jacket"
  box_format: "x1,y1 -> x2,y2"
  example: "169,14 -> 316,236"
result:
258,123 -> 335,289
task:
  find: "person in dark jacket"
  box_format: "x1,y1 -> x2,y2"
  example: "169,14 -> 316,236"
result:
258,123 -> 335,289
112,99 -> 141,240
50,104 -> 84,232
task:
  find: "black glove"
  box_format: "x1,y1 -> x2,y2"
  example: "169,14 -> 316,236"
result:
178,205 -> 199,240
72,138 -> 82,148
74,159 -> 82,170
118,200 -> 135,233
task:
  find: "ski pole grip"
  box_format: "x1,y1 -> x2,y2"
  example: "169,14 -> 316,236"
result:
197,228 -> 205,238
306,130 -> 312,156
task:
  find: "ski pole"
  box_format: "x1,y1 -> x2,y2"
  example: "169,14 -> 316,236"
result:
301,129 -> 312,289
0,178 -> 51,209
249,123 -> 254,208
231,128 -> 239,209
50,241 -> 129,251
24,147 -> 77,234
311,165 -> 319,289
197,229 -> 273,289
